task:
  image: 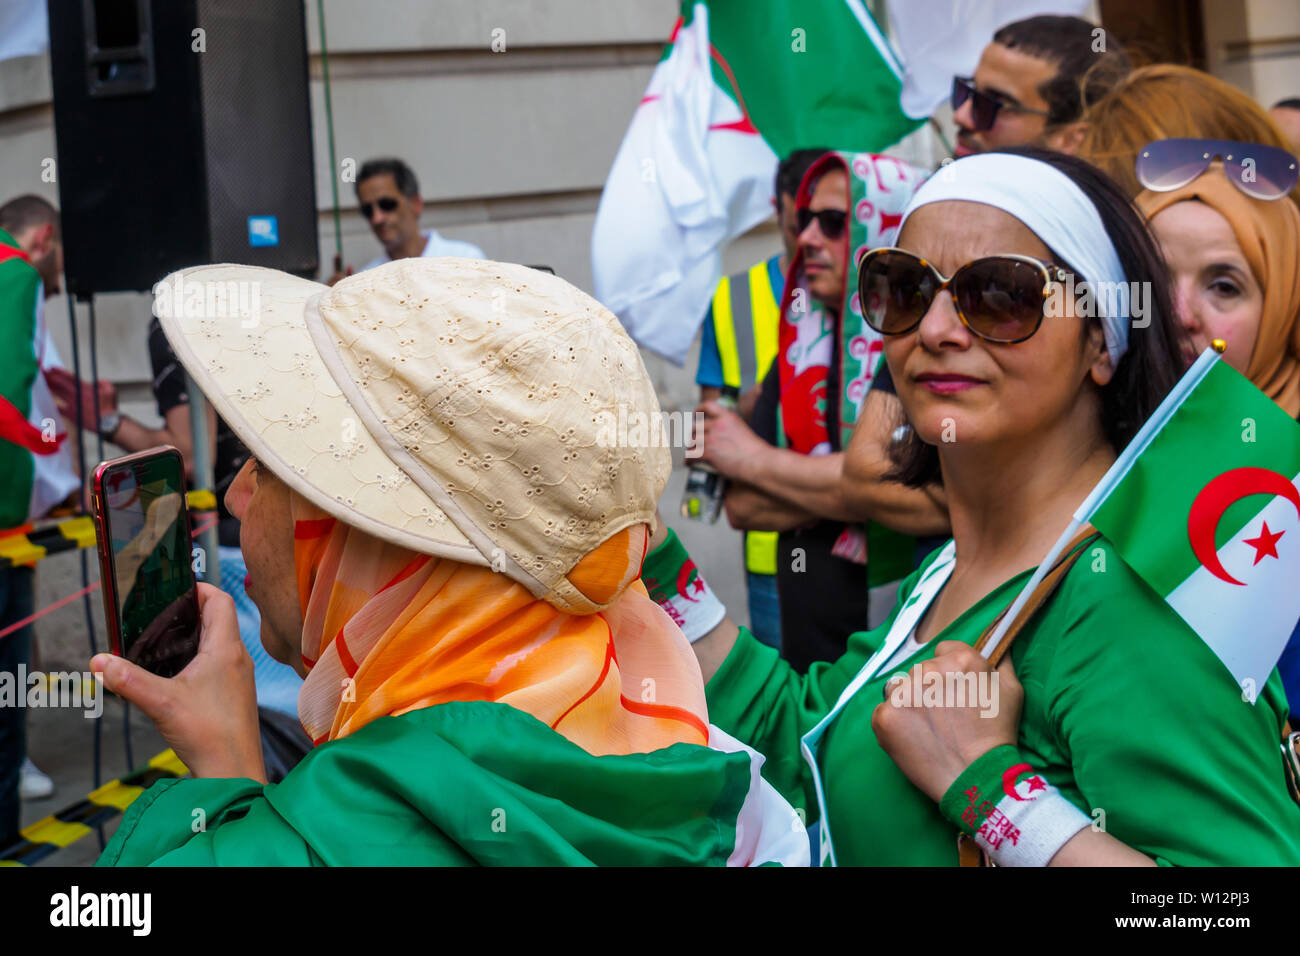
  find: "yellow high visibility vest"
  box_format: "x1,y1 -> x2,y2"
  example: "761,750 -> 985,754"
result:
711,259 -> 780,393
710,259 -> 781,576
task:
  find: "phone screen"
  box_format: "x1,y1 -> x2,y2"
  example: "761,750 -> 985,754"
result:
99,450 -> 200,678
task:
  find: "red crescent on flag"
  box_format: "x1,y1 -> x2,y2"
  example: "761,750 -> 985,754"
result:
676,558 -> 701,603
1002,763 -> 1033,801
706,45 -> 759,135
1187,467 -> 1300,586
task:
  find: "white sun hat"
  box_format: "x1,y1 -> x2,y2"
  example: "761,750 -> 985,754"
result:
153,257 -> 671,614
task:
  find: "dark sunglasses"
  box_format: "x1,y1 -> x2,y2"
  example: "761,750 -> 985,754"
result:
796,207 -> 847,240
857,247 -> 1068,344
360,196 -> 401,219
1136,138 -> 1299,201
951,75 -> 1049,133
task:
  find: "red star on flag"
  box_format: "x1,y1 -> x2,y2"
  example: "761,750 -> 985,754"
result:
1243,521 -> 1284,565
1026,776 -> 1047,794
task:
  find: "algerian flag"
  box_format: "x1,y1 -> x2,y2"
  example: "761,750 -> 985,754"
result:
592,0 -> 922,364
1088,352 -> 1300,700
991,349 -> 1300,700
0,235 -> 73,531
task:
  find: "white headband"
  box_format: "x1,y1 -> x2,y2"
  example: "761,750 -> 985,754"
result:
898,153 -> 1130,367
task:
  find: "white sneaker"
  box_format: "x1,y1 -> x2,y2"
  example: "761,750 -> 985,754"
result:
19,758 -> 54,800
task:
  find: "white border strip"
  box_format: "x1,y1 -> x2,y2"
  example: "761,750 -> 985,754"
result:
843,0 -> 905,80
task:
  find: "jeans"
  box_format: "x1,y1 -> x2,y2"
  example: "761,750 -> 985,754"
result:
0,566 -> 34,849
746,571 -> 782,650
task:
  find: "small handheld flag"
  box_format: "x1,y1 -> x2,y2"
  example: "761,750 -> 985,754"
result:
986,348 -> 1300,700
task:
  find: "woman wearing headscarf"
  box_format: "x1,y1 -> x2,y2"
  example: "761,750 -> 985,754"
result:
674,147 -> 1300,865
1075,63 -> 1300,204
1138,145 -> 1300,710
91,258 -> 808,866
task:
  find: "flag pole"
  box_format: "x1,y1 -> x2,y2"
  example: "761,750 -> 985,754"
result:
978,519 -> 1083,658
978,345 -> 1224,659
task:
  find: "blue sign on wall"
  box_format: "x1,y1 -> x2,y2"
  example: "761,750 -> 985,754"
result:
248,215 -> 280,247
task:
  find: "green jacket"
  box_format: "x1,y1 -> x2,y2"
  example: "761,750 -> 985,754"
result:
98,701 -> 795,866
0,227 -> 39,530
706,538 -> 1300,866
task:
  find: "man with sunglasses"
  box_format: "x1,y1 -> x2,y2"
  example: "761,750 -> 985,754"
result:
695,152 -> 932,673
326,157 -> 484,285
951,15 -> 1128,159
693,148 -> 828,652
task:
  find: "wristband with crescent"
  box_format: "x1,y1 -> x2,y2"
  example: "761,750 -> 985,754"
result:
941,744 -> 1091,867
640,527 -> 727,643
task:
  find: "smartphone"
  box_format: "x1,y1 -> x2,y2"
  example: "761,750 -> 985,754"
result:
91,446 -> 200,678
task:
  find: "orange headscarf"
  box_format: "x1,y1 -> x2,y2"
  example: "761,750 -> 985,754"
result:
290,493 -> 709,754
1138,173 -> 1300,418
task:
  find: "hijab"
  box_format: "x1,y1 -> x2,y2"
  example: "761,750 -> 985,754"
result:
1138,173 -> 1300,417
289,493 -> 710,755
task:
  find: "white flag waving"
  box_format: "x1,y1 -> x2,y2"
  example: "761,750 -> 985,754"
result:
592,0 -> 920,365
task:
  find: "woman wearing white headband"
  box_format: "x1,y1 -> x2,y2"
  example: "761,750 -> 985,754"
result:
668,147 -> 1300,865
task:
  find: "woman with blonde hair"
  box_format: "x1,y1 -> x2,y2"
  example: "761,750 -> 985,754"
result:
1076,63 -> 1299,202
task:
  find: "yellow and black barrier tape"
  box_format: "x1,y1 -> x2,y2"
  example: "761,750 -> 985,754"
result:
0,749 -> 189,866
0,491 -> 217,571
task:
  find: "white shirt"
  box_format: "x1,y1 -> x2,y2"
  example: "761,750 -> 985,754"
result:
875,629 -> 924,676
362,229 -> 485,271
30,290 -> 82,519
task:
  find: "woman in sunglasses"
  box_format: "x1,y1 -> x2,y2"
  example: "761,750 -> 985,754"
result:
1136,140 -> 1300,712
684,146 -> 1300,865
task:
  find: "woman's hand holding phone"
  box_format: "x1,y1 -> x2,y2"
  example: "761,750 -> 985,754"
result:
91,583 -> 267,784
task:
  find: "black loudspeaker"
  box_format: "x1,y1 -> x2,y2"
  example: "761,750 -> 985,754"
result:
48,0 -> 319,297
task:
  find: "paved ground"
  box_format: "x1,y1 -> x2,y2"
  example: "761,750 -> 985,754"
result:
14,463 -> 752,866
20,691 -> 164,866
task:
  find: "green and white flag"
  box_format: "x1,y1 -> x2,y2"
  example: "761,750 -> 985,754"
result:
0,231 -> 77,530
1085,350 -> 1300,699
592,0 -> 921,364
